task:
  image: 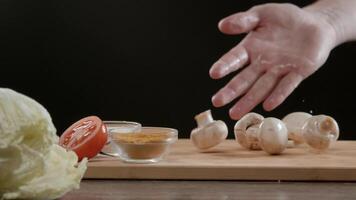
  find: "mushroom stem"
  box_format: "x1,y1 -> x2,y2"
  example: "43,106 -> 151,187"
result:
195,110 -> 214,128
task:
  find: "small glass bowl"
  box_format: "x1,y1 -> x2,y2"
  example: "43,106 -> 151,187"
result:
101,121 -> 142,157
110,127 -> 178,163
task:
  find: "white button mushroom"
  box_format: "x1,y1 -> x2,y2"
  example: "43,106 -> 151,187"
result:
234,113 -> 264,150
302,115 -> 339,151
190,110 -> 228,149
258,118 -> 288,155
282,112 -> 312,145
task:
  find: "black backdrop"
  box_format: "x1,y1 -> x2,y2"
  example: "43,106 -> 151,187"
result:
1,0 -> 355,139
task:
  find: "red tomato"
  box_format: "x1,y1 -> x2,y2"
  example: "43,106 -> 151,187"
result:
59,116 -> 108,161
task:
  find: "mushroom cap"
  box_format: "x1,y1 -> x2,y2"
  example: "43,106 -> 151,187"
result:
234,113 -> 264,150
302,115 -> 339,150
191,120 -> 228,149
282,112 -> 312,145
258,117 -> 288,155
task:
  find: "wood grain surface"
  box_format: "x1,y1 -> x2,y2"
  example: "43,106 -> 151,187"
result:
62,180 -> 356,200
84,139 -> 356,181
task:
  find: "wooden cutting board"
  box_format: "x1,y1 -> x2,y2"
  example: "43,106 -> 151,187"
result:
84,139 -> 356,181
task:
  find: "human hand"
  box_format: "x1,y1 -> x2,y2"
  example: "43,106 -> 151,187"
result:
210,3 -> 336,119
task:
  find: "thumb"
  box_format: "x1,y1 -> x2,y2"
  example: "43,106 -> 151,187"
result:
218,10 -> 260,35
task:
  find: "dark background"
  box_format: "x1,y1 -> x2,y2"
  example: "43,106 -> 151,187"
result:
1,0 -> 355,139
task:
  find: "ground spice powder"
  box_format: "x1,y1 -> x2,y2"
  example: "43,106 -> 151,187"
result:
112,132 -> 172,160
112,132 -> 171,144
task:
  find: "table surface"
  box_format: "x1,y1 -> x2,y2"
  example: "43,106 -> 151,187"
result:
68,140 -> 356,199
62,180 -> 356,200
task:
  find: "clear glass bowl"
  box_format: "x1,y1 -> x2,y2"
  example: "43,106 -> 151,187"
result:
110,127 -> 178,163
101,121 -> 142,157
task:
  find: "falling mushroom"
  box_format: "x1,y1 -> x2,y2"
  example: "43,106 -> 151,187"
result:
282,112 -> 312,145
190,110 -> 228,149
234,113 -> 264,150
302,115 -> 339,151
258,117 -> 288,155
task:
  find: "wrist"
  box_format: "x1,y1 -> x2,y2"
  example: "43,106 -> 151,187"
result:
303,0 -> 356,47
303,5 -> 339,48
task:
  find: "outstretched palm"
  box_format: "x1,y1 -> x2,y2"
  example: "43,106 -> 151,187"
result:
210,3 -> 335,119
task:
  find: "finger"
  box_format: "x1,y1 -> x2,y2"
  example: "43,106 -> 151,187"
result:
218,10 -> 259,35
210,45 -> 249,79
229,72 -> 280,120
212,65 -> 261,107
263,72 -> 304,111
